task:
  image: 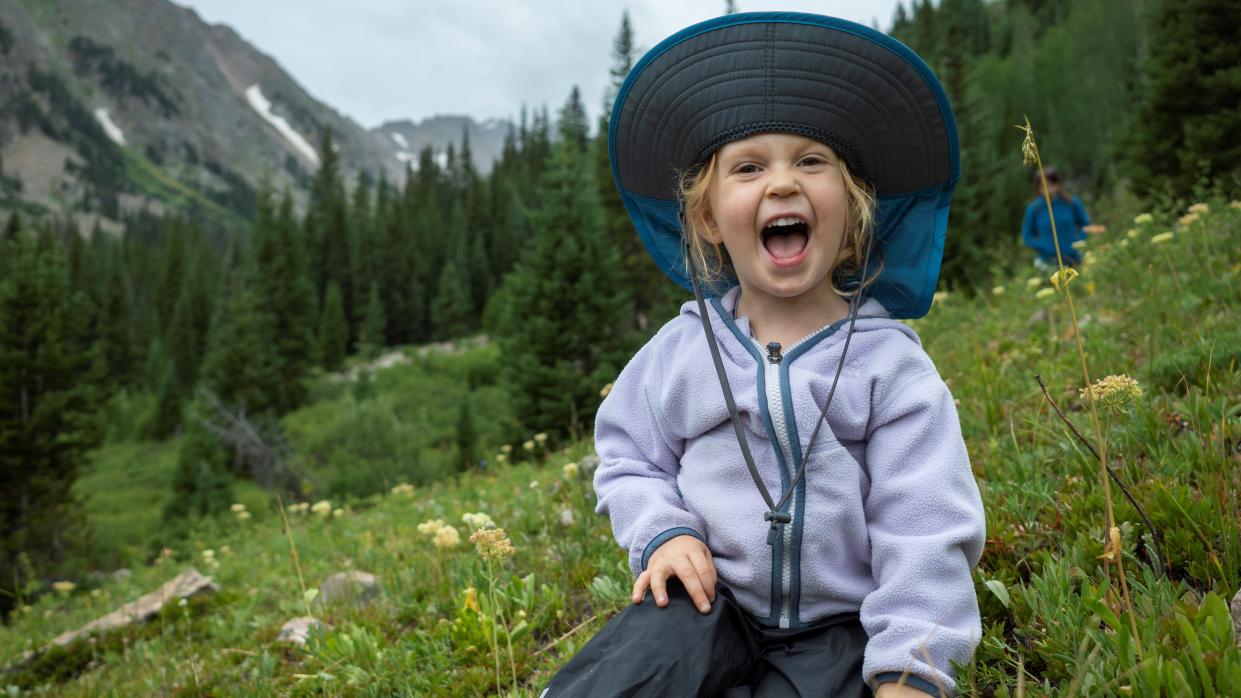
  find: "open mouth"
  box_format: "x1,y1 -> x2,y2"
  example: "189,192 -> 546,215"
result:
761,216 -> 810,261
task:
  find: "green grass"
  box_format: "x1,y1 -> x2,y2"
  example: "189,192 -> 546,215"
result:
4,199 -> 1239,695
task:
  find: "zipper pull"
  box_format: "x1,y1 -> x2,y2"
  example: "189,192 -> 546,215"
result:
766,342 -> 783,364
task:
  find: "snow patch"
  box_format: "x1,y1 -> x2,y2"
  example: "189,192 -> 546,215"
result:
390,132 -> 410,149
396,151 -> 415,163
94,108 -> 126,146
245,85 -> 320,166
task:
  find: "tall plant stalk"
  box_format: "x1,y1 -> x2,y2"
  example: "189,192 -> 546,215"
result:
1017,117 -> 1142,656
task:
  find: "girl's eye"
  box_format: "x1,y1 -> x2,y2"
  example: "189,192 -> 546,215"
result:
800,156 -> 828,167
734,163 -> 760,174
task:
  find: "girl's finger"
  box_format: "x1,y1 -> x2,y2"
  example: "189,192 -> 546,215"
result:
690,550 -> 716,601
649,566 -> 670,606
631,569 -> 650,604
676,561 -> 711,613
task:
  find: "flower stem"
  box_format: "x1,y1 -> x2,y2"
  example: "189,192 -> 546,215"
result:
1024,117 -> 1142,656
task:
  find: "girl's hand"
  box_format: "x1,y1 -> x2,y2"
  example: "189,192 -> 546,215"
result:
875,682 -> 937,698
632,534 -> 717,614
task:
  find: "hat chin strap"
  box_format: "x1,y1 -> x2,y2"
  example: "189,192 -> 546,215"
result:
683,226 -> 871,547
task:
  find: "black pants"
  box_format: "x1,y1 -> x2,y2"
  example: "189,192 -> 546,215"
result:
542,581 -> 871,698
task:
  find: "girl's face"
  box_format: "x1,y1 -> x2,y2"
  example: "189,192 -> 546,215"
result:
705,133 -> 848,305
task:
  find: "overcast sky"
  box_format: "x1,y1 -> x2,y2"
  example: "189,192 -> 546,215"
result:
176,1 -> 904,129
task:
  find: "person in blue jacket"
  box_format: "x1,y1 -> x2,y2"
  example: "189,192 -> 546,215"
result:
1020,167 -> 1102,269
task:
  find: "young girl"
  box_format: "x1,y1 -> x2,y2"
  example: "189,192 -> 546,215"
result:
544,12 -> 985,697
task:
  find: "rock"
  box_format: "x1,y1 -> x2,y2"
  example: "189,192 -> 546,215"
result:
1231,588 -> 1241,649
277,616 -> 326,646
48,568 -> 216,649
318,571 -> 380,608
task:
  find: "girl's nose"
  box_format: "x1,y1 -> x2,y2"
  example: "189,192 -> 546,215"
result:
766,169 -> 800,197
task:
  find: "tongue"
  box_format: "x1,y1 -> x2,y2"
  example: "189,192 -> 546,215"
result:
765,232 -> 808,260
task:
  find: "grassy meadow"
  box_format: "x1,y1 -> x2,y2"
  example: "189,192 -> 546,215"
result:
2,197 -> 1239,695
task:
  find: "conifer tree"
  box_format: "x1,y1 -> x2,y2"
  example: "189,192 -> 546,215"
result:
495,90 -> 630,437
166,250 -> 213,404
358,281 -> 387,359
307,129 -> 354,337
455,399 -> 478,469
162,403 -> 233,524
1126,0 -> 1241,199
318,280 -> 349,371
253,189 -> 317,412
430,259 -> 473,340
200,268 -> 282,416
0,234 -> 103,602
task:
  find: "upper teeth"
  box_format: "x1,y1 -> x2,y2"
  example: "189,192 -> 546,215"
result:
768,217 -> 803,227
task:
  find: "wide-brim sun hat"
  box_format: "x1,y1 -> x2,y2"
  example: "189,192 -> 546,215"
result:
609,12 -> 959,319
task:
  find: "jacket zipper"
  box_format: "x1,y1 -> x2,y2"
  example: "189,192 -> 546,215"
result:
758,340 -> 797,629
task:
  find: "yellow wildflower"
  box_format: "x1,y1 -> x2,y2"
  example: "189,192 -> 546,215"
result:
201,549 -> 215,559
1230,200 -> 1241,210
933,291 -> 948,303
1126,228 -> 1140,239
1178,212 -> 1199,226
534,432 -> 548,444
332,508 -> 344,518
390,483 -> 415,496
496,453 -> 508,464
236,510 -> 251,520
523,440 -> 535,451
470,527 -> 516,561
600,382 -> 613,398
418,518 -> 447,537
1071,239 -> 1087,250
1080,374 -> 1143,413
1035,287 -> 1056,299
1087,281 -> 1097,295
500,444 -> 513,454
1150,232 -> 1174,245
311,500 -> 332,517
230,503 -> 247,513
528,480 -> 540,489
991,286 -> 1005,296
1098,526 -> 1122,562
1188,202 -> 1209,214
1016,117 -> 1038,166
1048,267 -> 1078,291
462,512 -> 496,530
462,586 -> 480,613
1132,213 -> 1153,225
1118,239 -> 1129,248
563,461 -> 580,478
52,580 -> 76,596
433,525 -> 461,549
1025,276 -> 1042,290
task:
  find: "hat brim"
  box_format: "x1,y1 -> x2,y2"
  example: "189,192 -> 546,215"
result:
609,12 -> 959,319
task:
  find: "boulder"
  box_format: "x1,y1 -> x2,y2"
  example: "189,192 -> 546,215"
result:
1231,588 -> 1241,649
318,571 -> 380,608
277,616 -> 326,646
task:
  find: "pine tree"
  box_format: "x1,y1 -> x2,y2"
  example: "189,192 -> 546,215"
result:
0,235 -> 103,605
162,403 -> 233,525
200,268 -> 282,416
455,399 -> 478,470
358,281 -> 387,359
307,129 -> 354,339
495,90 -> 630,438
559,86 -> 590,151
317,281 -> 349,371
253,189 -> 317,412
1126,0 -> 1241,199
430,259 -> 473,340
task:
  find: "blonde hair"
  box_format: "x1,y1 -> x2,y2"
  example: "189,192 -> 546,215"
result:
678,148 -> 878,296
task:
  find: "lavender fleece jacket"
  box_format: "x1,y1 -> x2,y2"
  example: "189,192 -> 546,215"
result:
593,287 -> 986,694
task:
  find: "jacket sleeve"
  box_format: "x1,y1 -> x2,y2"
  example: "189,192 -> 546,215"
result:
1072,196 -> 1091,228
860,365 -> 986,696
593,336 -> 707,577
1020,201 -> 1039,250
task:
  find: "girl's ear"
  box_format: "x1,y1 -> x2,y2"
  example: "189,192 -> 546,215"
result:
701,210 -> 722,244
